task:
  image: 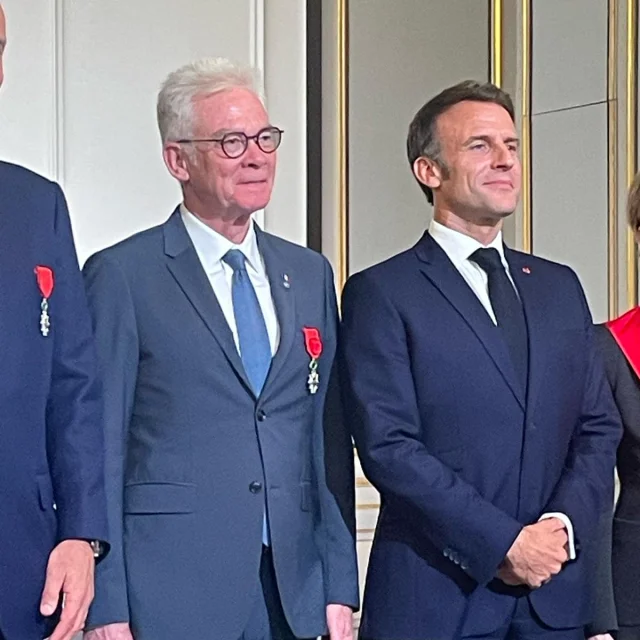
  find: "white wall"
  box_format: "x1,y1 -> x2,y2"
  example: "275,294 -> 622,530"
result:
347,0 -> 490,275
0,0 -> 307,264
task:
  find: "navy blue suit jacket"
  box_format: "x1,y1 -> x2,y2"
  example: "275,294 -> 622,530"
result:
84,209 -> 358,640
0,162 -> 108,640
340,232 -> 621,639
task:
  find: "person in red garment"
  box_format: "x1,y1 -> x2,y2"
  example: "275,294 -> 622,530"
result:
589,172 -> 640,640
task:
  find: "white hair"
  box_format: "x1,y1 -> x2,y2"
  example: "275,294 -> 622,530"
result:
157,57 -> 264,144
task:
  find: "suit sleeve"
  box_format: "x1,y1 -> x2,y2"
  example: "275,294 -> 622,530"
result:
542,274 -> 621,547
312,258 -> 359,609
339,271 -> 522,586
46,184 -> 108,547
83,252 -> 139,627
584,326 -> 620,636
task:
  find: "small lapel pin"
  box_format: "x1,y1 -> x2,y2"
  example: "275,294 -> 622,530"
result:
522,267 -> 531,274
283,273 -> 291,289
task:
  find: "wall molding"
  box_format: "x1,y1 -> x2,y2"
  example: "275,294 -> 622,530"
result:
627,0 -> 638,309
608,0 -> 619,318
337,0 -> 349,290
48,0 -> 65,184
521,0 -> 532,253
490,0 -> 503,86
249,0 -> 265,74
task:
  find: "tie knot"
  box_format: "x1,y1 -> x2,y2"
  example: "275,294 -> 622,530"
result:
223,249 -> 247,273
470,247 -> 504,274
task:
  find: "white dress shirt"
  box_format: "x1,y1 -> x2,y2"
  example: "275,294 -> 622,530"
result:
180,204 -> 280,357
428,219 -> 513,325
428,219 -> 576,560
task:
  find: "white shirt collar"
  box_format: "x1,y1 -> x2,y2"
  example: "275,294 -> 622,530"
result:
180,204 -> 262,274
428,218 -> 508,271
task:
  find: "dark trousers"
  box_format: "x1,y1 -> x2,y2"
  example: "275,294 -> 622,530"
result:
462,597 -> 583,640
241,547 -> 313,640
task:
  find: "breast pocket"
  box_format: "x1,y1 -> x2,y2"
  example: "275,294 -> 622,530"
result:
123,482 -> 196,514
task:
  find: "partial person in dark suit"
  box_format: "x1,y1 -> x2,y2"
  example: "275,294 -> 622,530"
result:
0,5 -> 108,640
588,172 -> 640,640
83,58 -> 358,640
339,80 -> 621,640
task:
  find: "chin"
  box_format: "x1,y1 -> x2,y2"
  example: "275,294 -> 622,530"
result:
488,197 -> 518,217
237,199 -> 270,214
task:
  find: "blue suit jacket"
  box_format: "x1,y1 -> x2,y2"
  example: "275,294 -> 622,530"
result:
84,209 -> 358,640
0,162 -> 108,640
340,232 -> 621,640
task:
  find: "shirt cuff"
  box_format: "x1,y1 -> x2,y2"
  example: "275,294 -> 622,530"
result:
538,512 -> 576,560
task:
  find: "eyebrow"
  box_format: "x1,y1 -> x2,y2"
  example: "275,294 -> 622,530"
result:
464,134 -> 520,146
210,125 -> 275,137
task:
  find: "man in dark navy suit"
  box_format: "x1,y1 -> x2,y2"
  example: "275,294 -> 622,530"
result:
340,81 -> 621,639
0,5 -> 108,639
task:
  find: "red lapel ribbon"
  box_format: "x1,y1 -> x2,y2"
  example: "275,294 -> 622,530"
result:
34,266 -> 54,299
606,306 -> 640,378
302,327 -> 323,359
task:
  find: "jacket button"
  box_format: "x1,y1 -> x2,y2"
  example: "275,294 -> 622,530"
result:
249,482 -> 263,494
257,410 -> 266,422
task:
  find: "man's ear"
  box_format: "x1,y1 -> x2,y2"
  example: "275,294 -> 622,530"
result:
163,143 -> 191,183
413,156 -> 443,191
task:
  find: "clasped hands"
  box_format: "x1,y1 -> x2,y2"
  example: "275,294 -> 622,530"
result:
497,517 -> 569,589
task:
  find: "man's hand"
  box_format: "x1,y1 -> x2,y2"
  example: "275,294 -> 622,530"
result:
588,635 -> 614,640
40,540 -> 95,640
84,623 -> 134,640
325,603 -> 354,640
497,518 -> 569,588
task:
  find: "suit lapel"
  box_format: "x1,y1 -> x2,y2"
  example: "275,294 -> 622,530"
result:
415,232 -> 525,409
163,208 -> 254,394
506,249 -> 546,413
256,226 -> 296,397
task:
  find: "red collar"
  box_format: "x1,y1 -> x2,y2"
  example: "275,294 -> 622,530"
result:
606,306 -> 640,378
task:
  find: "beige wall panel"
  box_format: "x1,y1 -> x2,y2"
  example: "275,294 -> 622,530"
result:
532,103 -> 608,322
348,0 -> 489,275
531,0 -> 607,115
61,0 -> 253,262
0,0 -> 58,178
1,1 -> 310,265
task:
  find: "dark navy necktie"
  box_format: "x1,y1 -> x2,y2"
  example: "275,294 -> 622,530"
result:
470,248 -> 529,392
223,248 -> 272,544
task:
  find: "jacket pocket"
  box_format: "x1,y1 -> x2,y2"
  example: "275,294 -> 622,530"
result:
36,473 -> 55,511
301,481 -> 312,512
123,482 -> 196,514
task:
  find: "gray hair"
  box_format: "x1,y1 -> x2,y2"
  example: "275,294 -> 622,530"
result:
157,57 -> 264,144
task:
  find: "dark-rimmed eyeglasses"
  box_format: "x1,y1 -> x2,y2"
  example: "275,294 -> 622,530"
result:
176,126 -> 284,159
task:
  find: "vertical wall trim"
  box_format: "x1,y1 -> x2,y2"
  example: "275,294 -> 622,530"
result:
49,0 -> 65,184
249,0 -> 265,74
627,0 -> 638,309
306,0 -> 323,252
608,0 -> 619,318
490,0 -> 503,86
337,0 -> 349,290
521,0 -> 532,253
249,0 -> 265,228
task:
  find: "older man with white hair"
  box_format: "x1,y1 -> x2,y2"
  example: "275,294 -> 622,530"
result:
82,58 -> 358,640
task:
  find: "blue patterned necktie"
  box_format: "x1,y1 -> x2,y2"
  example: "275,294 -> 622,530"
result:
223,249 -> 272,544
223,249 -> 272,394
470,248 -> 529,393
